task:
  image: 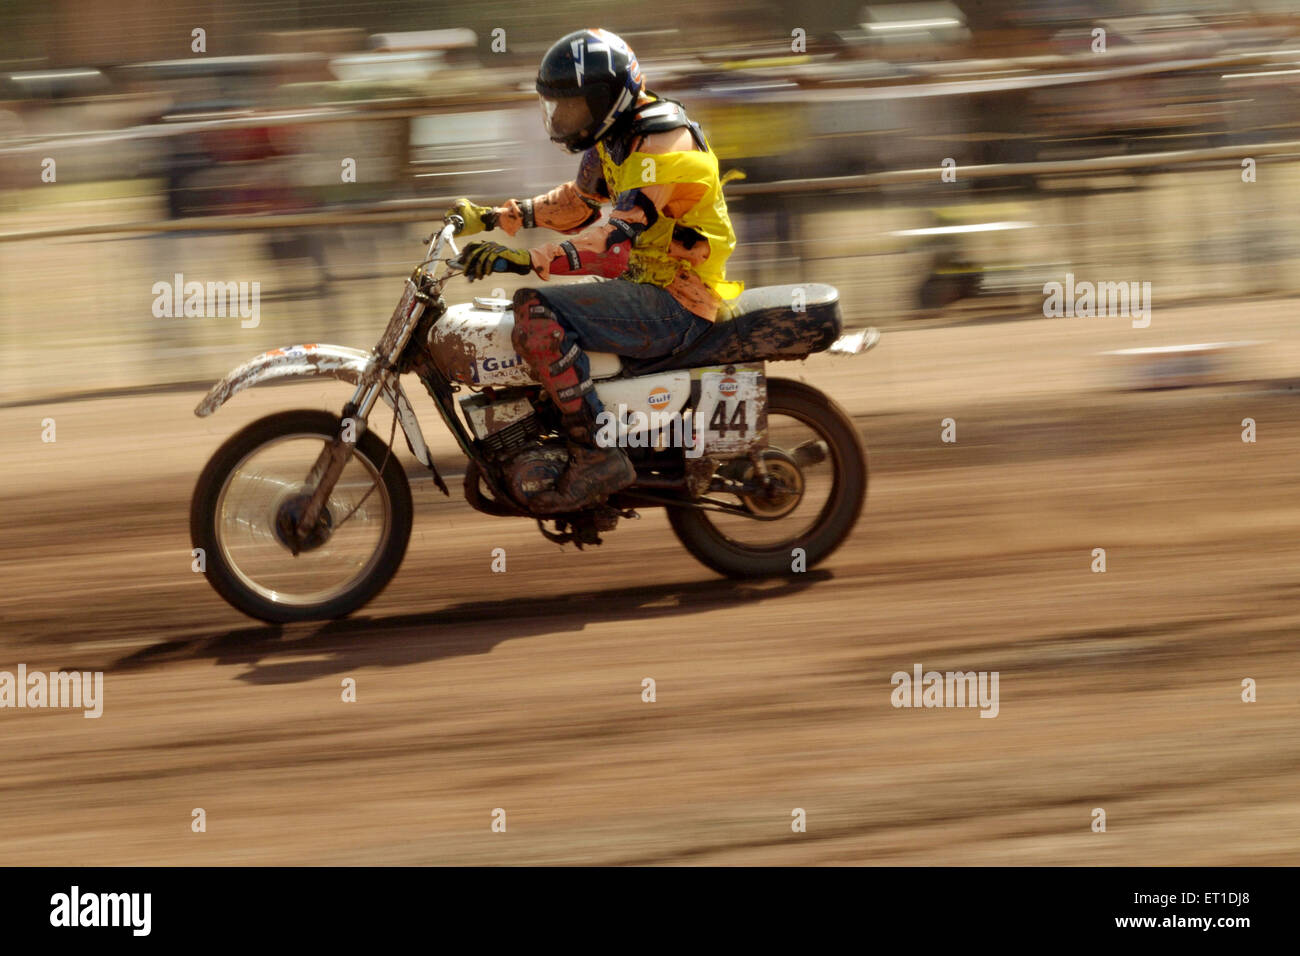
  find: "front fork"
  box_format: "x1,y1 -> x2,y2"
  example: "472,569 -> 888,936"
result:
293,378 -> 386,545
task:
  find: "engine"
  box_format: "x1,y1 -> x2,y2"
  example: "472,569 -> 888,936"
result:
500,446 -> 571,504
459,391 -> 569,507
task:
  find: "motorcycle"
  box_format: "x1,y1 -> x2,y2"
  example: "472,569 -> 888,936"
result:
190,216 -> 880,623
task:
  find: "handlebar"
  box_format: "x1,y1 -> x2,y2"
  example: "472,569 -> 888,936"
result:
425,214 -> 512,278
423,216 -> 462,272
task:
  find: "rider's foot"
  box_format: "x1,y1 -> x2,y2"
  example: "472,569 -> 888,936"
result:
530,411 -> 635,514
530,444 -> 635,514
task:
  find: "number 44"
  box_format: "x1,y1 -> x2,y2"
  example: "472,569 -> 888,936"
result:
709,400 -> 747,436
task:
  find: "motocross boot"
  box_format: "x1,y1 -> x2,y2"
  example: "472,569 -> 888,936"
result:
529,408 -> 635,515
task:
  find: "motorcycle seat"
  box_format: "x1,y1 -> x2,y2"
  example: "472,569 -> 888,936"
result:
617,283 -> 842,376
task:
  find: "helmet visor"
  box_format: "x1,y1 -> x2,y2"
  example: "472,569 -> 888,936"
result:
539,93 -> 595,143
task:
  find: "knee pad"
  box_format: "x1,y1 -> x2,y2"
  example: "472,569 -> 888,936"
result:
510,289 -> 591,413
511,290 -> 565,365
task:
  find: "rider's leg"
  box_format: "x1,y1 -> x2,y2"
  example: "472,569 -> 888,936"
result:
511,288 -> 634,514
510,280 -> 712,514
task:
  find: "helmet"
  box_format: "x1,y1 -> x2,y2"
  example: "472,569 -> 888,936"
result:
535,28 -> 644,153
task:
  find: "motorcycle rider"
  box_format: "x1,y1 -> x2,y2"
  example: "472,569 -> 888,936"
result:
447,28 -> 743,514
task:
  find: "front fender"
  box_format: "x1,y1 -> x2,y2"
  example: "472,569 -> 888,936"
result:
194,343 -> 432,467
195,343 -> 373,416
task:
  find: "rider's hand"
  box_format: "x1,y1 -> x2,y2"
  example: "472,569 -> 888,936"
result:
460,241 -> 533,280
446,199 -> 498,236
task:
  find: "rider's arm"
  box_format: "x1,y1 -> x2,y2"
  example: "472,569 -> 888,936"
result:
526,189 -> 651,279
525,127 -> 707,280
495,149 -> 607,236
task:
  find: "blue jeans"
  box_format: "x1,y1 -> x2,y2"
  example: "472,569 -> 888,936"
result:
531,279 -> 712,417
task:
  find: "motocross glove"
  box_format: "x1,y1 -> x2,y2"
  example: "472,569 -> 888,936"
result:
446,198 -> 498,236
459,241 -> 533,280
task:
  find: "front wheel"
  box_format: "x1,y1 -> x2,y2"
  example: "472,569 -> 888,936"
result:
190,409 -> 413,623
669,378 -> 867,578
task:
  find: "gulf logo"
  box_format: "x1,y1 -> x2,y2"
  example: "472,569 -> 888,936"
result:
718,376 -> 740,396
647,386 -> 672,408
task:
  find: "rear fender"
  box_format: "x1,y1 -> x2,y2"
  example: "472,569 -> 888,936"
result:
194,343 -> 432,467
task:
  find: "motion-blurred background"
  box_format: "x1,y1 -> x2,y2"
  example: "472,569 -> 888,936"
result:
3,0 -> 1300,400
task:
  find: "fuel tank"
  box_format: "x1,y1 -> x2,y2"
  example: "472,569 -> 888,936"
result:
427,298 -> 536,387
429,297 -> 629,386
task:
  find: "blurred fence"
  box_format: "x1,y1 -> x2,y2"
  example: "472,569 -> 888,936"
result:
4,65 -> 1300,403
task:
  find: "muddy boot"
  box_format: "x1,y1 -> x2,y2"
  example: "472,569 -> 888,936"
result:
530,411 -> 635,515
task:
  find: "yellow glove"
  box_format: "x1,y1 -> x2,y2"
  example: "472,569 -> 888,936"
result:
446,198 -> 498,236
460,241 -> 533,280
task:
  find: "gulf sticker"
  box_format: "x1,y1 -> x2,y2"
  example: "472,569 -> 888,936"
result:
647,386 -> 671,408
718,376 -> 739,396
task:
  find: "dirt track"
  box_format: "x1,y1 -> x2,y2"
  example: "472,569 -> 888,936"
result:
1,302 -> 1298,865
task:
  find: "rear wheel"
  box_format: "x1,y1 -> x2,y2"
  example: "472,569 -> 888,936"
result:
191,409 -> 413,623
668,378 -> 867,577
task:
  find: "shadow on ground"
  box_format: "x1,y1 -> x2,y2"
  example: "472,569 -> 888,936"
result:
110,571 -> 831,685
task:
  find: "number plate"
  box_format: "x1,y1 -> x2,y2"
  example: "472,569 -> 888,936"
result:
695,364 -> 766,458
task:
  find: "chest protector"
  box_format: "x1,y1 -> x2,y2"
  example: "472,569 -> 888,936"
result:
596,99 -> 744,305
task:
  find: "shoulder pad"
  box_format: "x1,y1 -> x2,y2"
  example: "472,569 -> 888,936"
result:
630,99 -> 707,151
631,99 -> 687,135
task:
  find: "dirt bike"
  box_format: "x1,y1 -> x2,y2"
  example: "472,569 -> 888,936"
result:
190,216 -> 880,623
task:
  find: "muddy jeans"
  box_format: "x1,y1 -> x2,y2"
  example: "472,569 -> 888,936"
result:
530,279 -> 713,417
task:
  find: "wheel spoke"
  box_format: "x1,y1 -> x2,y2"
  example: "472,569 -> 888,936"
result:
214,433 -> 392,607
